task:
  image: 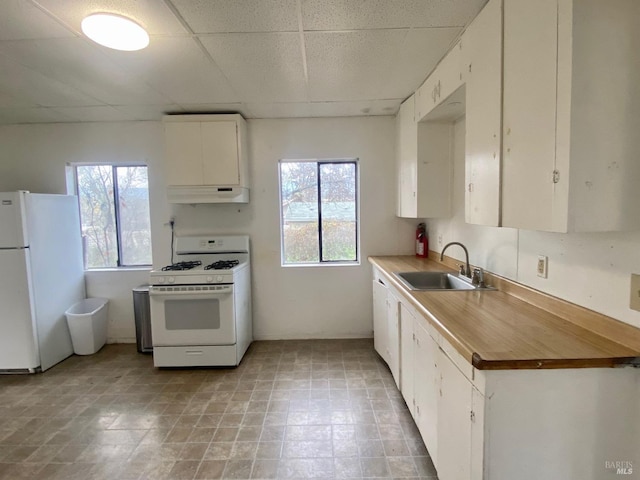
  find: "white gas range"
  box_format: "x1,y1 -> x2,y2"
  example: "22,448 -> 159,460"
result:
149,235 -> 252,367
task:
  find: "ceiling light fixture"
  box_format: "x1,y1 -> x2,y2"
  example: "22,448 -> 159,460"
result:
81,13 -> 149,51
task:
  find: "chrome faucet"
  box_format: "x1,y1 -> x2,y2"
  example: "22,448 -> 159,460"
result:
440,242 -> 471,278
471,267 -> 486,288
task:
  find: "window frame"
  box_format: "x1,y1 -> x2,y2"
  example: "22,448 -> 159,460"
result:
73,163 -> 152,269
278,158 -> 360,267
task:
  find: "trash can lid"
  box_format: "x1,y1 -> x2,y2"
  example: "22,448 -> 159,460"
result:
133,284 -> 150,293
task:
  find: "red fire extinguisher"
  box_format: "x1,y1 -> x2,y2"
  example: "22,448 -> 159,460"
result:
416,223 -> 428,258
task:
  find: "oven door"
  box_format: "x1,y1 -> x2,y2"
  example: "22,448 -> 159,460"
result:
149,284 -> 235,346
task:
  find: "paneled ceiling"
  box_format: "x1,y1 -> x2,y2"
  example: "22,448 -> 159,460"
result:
0,0 -> 486,124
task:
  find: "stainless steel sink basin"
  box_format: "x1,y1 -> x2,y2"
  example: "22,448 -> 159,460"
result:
393,271 -> 491,291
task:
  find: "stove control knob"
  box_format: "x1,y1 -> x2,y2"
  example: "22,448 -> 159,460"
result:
168,276 -> 175,284
206,276 -> 213,283
216,276 -> 223,283
157,277 -> 165,284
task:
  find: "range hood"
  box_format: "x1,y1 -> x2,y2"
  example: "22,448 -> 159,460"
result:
167,186 -> 249,204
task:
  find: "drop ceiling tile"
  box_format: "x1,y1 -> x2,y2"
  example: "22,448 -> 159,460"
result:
244,102 -> 313,118
171,0 -> 298,33
0,38 -> 169,106
0,107 -> 73,124
100,37 -> 239,104
176,103 -> 247,115
114,104 -> 185,121
301,0 -> 485,30
34,0 -> 187,35
306,28 -> 460,102
49,105 -> 135,122
308,99 -> 400,117
305,30 -> 408,101
0,89 -> 36,108
0,0 -> 73,40
200,33 -> 307,103
0,54 -> 102,107
387,27 -> 461,96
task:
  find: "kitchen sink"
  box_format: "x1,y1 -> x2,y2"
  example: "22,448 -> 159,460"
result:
393,271 -> 492,291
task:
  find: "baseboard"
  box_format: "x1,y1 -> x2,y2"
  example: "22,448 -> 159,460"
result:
253,333 -> 373,341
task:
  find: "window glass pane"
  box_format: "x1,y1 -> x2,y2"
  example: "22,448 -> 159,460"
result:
281,162 -> 319,264
76,166 -> 118,268
320,163 -> 357,261
117,166 -> 152,265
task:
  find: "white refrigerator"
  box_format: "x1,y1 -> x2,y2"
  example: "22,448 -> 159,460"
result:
0,191 -> 85,372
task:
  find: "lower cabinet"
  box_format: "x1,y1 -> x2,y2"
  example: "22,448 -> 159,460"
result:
413,318 -> 440,464
399,303 -> 415,415
437,347 -> 475,480
372,276 -> 400,388
387,290 -> 400,388
372,278 -> 389,365
372,267 -> 640,480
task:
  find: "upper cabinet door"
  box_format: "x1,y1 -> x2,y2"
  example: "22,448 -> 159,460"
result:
463,0 -> 503,226
164,114 -> 248,191
396,96 -> 418,218
201,121 -> 240,186
415,41 -> 463,123
435,41 -> 463,107
501,0 -> 559,231
164,121 -> 203,186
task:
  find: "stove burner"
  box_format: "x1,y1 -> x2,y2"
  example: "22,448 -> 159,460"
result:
162,260 -> 202,271
205,260 -> 240,270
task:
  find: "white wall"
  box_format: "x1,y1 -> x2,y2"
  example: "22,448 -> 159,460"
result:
0,117 -> 415,342
428,118 -> 640,329
84,269 -> 151,342
168,117 -> 416,339
0,122 -> 168,343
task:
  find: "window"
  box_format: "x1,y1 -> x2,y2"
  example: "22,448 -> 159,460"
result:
279,159 -> 359,265
75,165 -> 152,268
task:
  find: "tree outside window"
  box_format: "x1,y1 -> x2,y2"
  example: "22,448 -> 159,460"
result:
75,165 -> 152,268
279,160 -> 359,265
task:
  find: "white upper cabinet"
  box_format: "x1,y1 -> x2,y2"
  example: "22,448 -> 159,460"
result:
462,0 -> 503,226
163,114 -> 249,203
396,95 -> 418,218
415,41 -> 464,122
502,0 -> 640,232
396,95 -> 453,219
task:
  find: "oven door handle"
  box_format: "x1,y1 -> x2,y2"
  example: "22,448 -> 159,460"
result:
149,285 -> 233,296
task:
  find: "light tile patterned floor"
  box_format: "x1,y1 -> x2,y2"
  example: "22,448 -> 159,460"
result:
0,339 -> 437,479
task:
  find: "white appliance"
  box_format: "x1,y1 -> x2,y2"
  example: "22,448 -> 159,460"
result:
0,191 -> 85,373
149,235 -> 252,367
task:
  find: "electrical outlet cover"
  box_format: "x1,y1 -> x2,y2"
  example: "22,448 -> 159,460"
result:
537,255 -> 548,278
630,274 -> 640,312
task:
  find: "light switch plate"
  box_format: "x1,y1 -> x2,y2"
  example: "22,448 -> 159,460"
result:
630,274 -> 640,312
537,255 -> 548,278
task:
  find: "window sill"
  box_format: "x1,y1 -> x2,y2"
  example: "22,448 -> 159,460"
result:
281,261 -> 361,268
84,267 -> 152,273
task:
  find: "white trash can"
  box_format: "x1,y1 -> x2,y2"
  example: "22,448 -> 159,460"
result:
65,298 -> 109,355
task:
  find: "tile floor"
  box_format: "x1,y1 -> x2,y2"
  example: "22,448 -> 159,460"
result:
0,339 -> 437,479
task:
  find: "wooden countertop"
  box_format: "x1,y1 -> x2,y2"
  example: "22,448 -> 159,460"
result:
369,255 -> 640,370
